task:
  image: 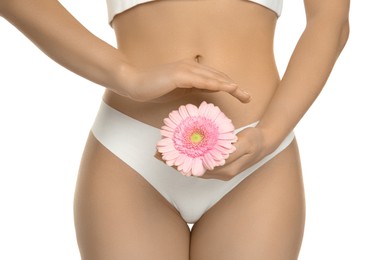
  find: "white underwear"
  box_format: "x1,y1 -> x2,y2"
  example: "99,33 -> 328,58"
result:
91,100 -> 295,223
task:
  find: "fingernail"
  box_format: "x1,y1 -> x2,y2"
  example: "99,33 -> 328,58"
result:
242,90 -> 251,102
242,90 -> 250,96
242,90 -> 251,98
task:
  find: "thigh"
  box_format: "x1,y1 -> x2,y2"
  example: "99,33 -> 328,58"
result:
190,138 -> 306,260
74,133 -> 190,260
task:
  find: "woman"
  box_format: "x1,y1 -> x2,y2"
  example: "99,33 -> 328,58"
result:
0,0 -> 349,259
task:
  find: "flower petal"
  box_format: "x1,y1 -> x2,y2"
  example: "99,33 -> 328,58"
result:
198,101 -> 209,116
211,158 -> 226,167
169,110 -> 182,125
218,132 -> 237,140
178,105 -> 190,119
185,104 -> 199,117
214,112 -> 229,124
214,144 -> 231,155
163,117 -> 177,129
157,143 -> 176,153
208,105 -> 222,121
216,159 -> 226,166
217,122 -> 235,133
160,129 -> 173,138
174,154 -> 187,167
202,153 -> 216,170
161,125 -> 174,132
182,156 -> 193,174
162,150 -> 180,161
192,157 -> 206,176
209,149 -> 223,161
181,170 -> 192,177
166,159 -> 175,166
156,138 -> 173,147
204,103 -> 216,118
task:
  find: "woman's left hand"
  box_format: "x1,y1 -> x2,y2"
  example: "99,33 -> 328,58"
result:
198,126 -> 269,181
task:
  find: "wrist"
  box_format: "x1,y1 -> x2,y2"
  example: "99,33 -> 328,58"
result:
254,125 -> 281,156
108,59 -> 139,100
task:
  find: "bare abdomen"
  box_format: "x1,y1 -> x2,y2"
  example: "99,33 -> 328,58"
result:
104,0 -> 280,128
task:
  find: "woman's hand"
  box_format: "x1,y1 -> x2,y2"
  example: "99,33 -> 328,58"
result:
198,126 -> 270,181
1,0 -> 250,104
114,57 -> 251,103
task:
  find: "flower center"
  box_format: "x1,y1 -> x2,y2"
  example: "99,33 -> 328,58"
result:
190,132 -> 203,144
173,116 -> 219,158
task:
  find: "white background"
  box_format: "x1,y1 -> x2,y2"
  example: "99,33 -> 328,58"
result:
1,0 -> 389,259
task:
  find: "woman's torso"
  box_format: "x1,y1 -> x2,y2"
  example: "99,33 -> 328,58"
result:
104,0 -> 281,129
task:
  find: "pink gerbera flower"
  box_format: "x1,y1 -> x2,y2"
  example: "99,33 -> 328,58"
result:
156,101 -> 237,177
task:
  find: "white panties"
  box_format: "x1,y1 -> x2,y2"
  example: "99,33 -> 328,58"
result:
91,100 -> 295,223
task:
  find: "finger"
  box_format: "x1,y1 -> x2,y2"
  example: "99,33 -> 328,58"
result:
198,133 -> 252,180
200,154 -> 250,181
223,147 -> 246,166
221,130 -> 252,165
229,87 -> 251,103
181,61 -> 252,103
180,63 -> 236,87
187,57 -> 236,84
193,63 -> 236,84
180,74 -> 251,103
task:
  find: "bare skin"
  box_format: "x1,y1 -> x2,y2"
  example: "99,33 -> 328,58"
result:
0,0 -> 349,259
106,1 -> 279,128
75,132 -> 304,259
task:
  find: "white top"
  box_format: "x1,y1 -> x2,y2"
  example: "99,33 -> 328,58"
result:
106,0 -> 283,24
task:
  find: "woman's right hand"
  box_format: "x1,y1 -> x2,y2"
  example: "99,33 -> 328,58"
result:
0,1 -> 250,104
113,57 -> 251,103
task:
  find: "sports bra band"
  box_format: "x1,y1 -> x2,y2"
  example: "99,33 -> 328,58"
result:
106,0 -> 283,24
